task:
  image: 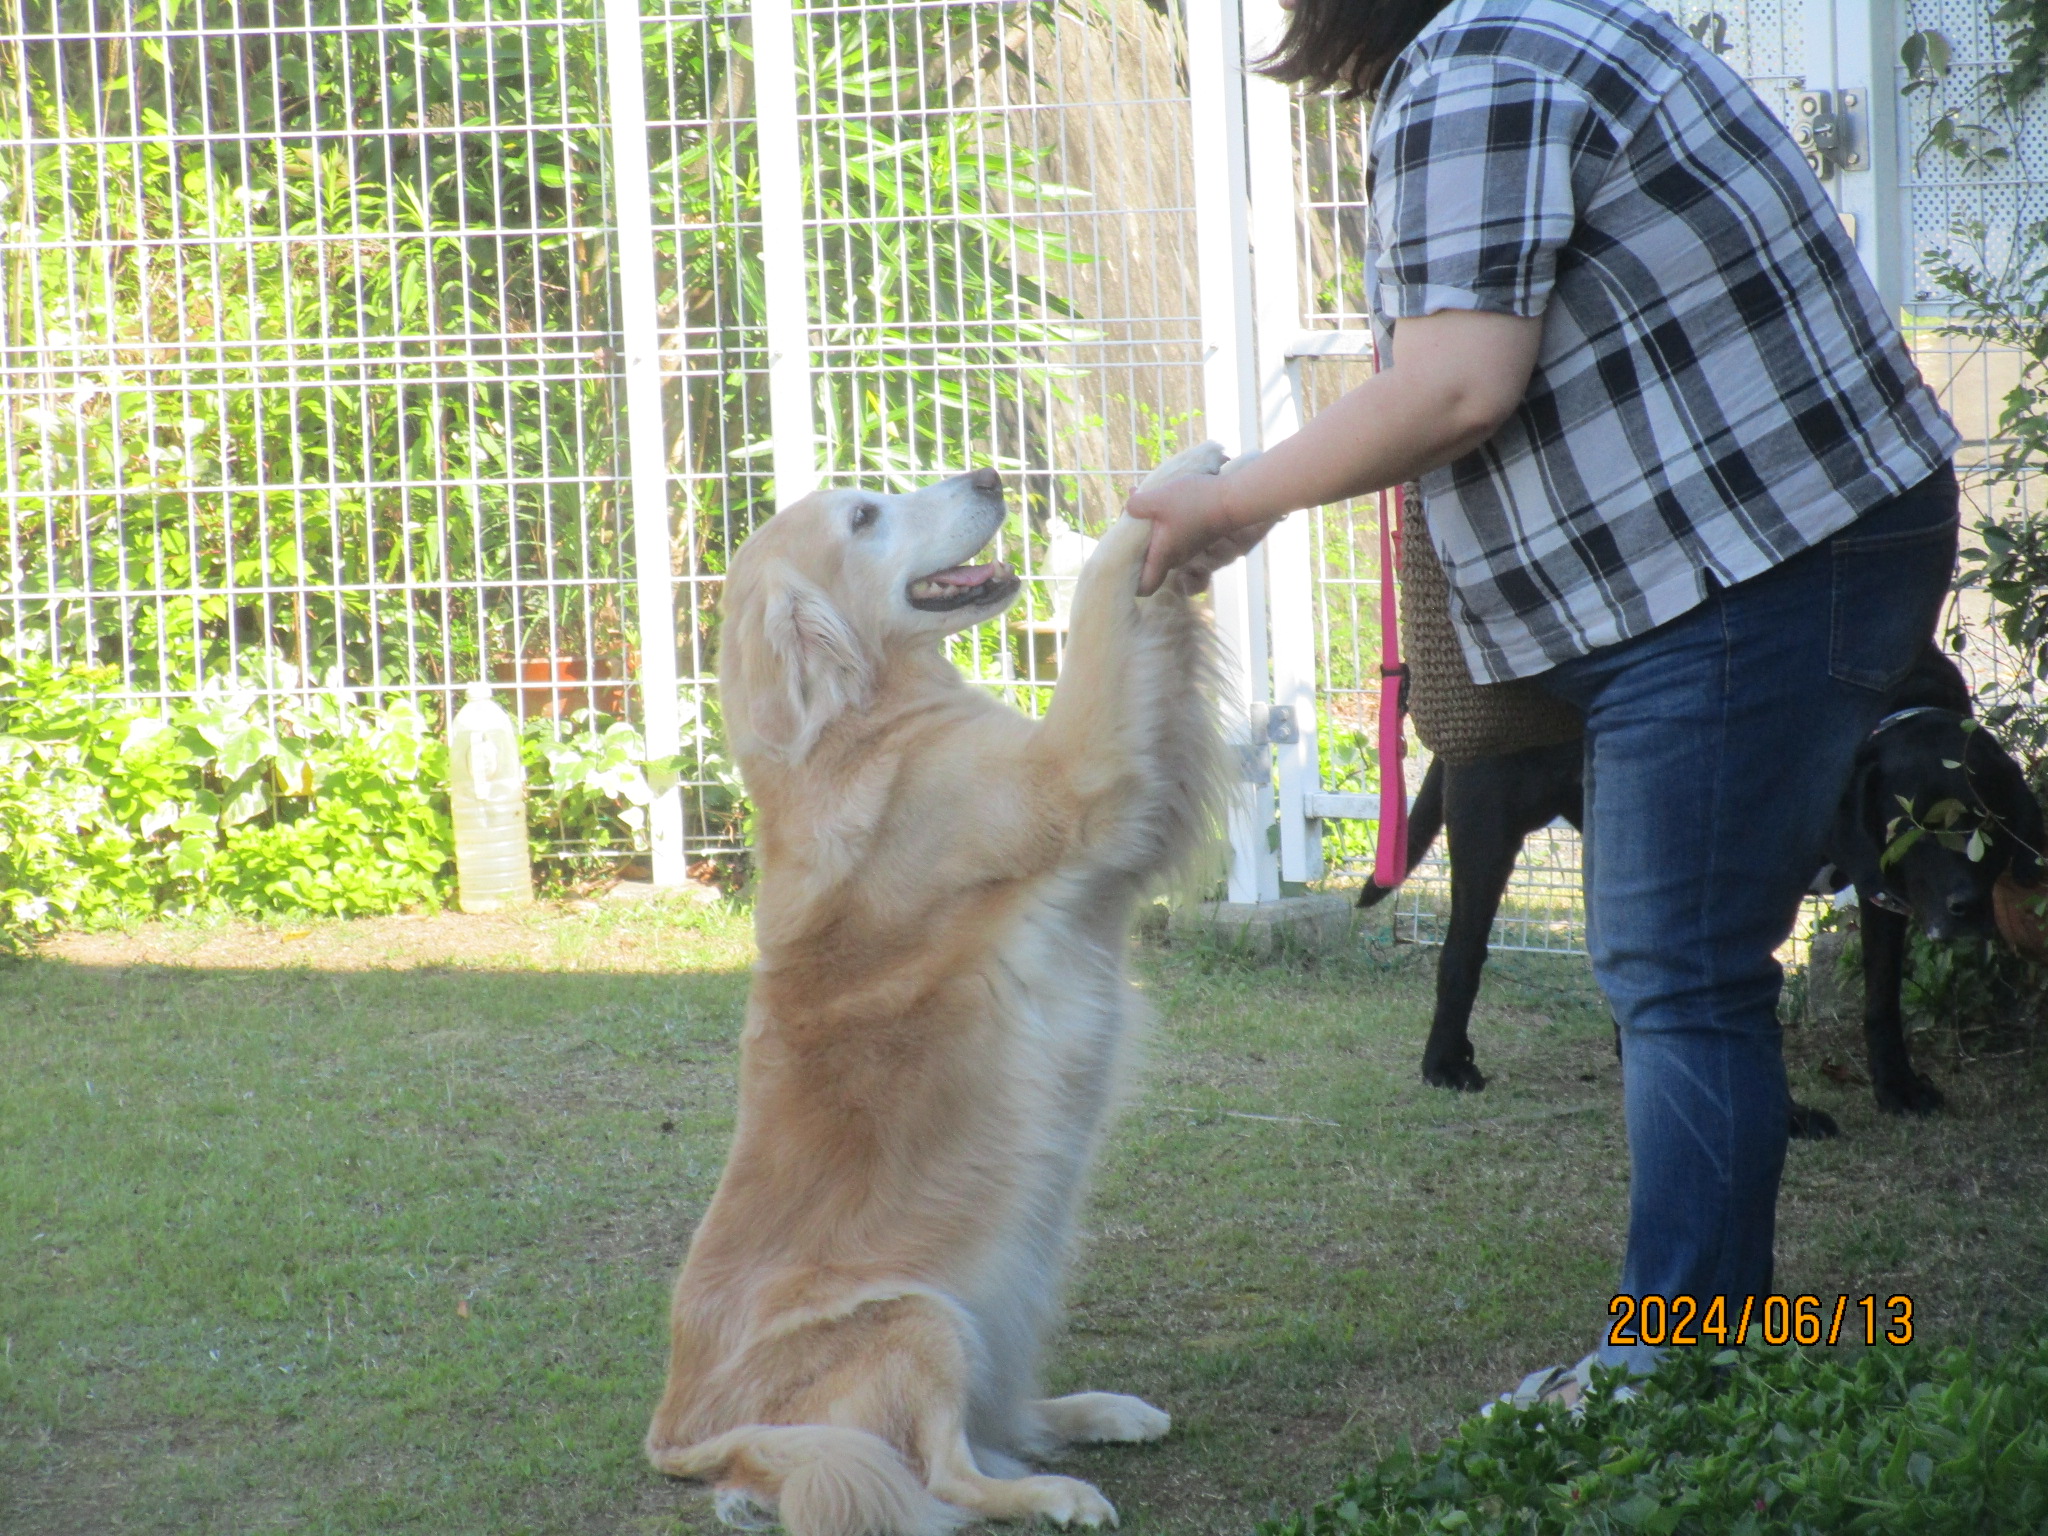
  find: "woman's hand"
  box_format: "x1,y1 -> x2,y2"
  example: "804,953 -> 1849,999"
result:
1165,516 -> 1284,595
1127,470 -> 1245,596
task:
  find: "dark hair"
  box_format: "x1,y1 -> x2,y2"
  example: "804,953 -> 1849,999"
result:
1255,0 -> 1454,99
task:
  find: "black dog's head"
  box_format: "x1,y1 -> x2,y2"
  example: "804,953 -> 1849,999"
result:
1830,709 -> 2045,941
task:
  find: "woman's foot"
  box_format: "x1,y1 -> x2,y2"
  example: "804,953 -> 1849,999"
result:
1479,1352 -> 1640,1419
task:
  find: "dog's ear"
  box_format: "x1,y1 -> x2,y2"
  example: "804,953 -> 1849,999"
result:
1971,733 -> 2047,884
1829,749 -> 1891,895
719,558 -> 871,762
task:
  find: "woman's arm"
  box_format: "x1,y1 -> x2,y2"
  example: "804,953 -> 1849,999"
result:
1128,307 -> 1545,595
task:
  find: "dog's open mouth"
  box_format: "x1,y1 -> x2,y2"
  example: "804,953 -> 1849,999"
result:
906,561 -> 1021,612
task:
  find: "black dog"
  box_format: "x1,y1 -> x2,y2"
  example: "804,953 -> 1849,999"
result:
1361,645 -> 2042,1124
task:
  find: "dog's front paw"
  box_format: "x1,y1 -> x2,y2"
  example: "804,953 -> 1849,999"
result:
1136,440 -> 1228,491
1787,1100 -> 1840,1140
1017,1475 -> 1118,1528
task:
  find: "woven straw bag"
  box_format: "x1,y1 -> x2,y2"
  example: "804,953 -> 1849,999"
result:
1399,490 -> 1582,766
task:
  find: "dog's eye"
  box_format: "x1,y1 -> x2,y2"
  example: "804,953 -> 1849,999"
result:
849,503 -> 879,532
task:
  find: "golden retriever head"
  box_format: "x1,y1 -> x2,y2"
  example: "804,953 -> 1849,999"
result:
720,469 -> 1017,762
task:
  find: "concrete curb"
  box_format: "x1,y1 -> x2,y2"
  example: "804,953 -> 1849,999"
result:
1165,893 -> 1357,954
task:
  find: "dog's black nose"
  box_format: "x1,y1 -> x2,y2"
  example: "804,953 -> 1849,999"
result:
969,466 -> 1001,492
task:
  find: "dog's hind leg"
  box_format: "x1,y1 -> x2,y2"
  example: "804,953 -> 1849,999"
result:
921,1418 -> 1118,1528
1421,777 -> 1526,1091
650,1292 -> 982,1536
848,1298 -> 1117,1527
1030,1392 -> 1171,1445
1786,1100 -> 1840,1140
647,1423 -> 963,1536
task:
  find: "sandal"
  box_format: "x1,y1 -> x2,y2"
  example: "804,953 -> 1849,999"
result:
1479,1352 -> 1640,1420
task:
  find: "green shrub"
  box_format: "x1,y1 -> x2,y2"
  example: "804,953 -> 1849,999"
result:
0,645 -> 728,947
0,643 -> 717,949
0,646 -> 454,943
1258,1337 -> 2048,1535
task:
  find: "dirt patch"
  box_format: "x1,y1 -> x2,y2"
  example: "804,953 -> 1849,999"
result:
34,892 -> 736,975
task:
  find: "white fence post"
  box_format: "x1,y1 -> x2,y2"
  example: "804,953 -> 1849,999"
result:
1187,0 -> 1281,904
1241,0 -> 1321,886
602,0 -> 689,885
752,0 -> 821,505
1802,0 -> 1904,312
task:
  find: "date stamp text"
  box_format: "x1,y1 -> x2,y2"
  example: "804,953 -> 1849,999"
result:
1606,1293 -> 1915,1348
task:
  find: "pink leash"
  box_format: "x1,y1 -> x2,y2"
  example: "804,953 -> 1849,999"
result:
1372,482 -> 1410,888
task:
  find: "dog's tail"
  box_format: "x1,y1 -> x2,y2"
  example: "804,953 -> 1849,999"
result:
649,1424 -> 967,1536
1357,756 -> 1445,909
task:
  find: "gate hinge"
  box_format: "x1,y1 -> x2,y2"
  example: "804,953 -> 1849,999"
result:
1265,705 -> 1299,744
1791,89 -> 1864,179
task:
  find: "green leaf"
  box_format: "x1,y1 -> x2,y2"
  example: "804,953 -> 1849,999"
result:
1882,826 -> 1925,869
1902,28 -> 1953,83
1612,1491 -> 1662,1528
222,780 -> 271,827
118,715 -> 171,757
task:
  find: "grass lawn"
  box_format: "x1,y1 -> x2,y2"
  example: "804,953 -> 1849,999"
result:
4,897 -> 2045,1534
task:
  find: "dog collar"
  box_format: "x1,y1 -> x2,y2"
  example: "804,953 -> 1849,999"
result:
1868,704 -> 1966,739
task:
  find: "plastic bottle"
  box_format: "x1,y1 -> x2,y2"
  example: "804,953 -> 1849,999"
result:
449,682 -> 534,913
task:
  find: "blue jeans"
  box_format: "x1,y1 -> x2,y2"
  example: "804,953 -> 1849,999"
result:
1540,466 -> 1959,1372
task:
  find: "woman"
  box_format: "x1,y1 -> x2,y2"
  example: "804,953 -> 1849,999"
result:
1130,0 -> 1960,1402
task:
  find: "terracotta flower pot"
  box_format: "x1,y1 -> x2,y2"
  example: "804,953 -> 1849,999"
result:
1993,871 -> 2048,962
491,648 -> 641,723
491,656 -> 588,720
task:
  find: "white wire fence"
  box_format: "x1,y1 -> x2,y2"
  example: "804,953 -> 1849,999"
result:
2,0 -> 634,704
773,0 -> 1207,699
0,0 -> 682,871
0,0 -> 1211,865
2,0 -> 2039,908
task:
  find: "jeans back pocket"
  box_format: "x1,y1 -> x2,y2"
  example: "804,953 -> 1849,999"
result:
1829,469 -> 1960,694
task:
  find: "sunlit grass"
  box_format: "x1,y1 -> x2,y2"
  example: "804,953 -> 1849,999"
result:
4,902 -> 2044,1533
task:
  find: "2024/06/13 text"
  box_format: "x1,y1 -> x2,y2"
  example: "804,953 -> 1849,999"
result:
1607,1294 -> 1915,1349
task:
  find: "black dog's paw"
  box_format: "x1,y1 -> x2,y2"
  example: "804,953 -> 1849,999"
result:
1874,1072 -> 1944,1116
1787,1100 -> 1840,1140
1423,1059 -> 1487,1092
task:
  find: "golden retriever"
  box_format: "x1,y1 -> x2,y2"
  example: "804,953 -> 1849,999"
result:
643,444 -> 1233,1534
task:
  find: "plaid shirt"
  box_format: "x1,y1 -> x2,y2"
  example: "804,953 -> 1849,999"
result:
1368,0 -> 1960,682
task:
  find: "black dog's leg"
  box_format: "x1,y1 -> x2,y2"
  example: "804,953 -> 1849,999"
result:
1421,784 -> 1526,1092
1860,903 -> 1943,1114
1423,858 -> 1513,1090
1786,1100 -> 1840,1140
